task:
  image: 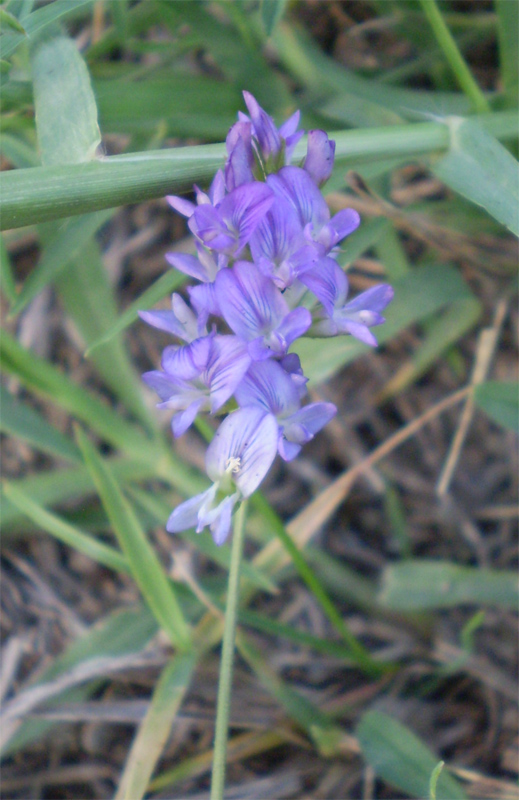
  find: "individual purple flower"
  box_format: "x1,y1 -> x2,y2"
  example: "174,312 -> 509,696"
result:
167,170 -> 226,218
303,259 -> 394,346
238,91 -> 304,175
139,293 -> 207,343
167,406 -> 279,544
268,166 -> 360,254
188,181 -> 274,256
235,360 -> 336,461
215,261 -> 312,360
303,130 -> 336,187
143,334 -> 250,436
249,195 -> 322,290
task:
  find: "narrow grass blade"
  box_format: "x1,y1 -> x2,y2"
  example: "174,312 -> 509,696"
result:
296,263 -> 474,386
0,330 -> 155,460
2,605 -> 158,756
0,7 -> 27,34
260,0 -> 287,37
433,118 -> 519,235
2,483 -> 129,574
115,652 -> 196,800
418,0 -> 489,114
0,383 -> 80,463
9,210 -> 114,316
252,494 -> 387,676
496,0 -> 518,107
1,0 -> 94,59
75,426 -> 192,650
1,457 -> 155,531
0,233 -> 17,304
378,295 -> 482,401
85,266 -> 188,355
56,236 -> 152,429
474,380 -> 519,432
236,632 -> 345,757
357,710 -> 466,800
380,560 -> 519,610
31,28 -> 101,166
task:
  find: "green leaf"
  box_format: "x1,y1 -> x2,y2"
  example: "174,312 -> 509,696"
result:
31,28 -> 101,166
379,560 -> 519,610
0,383 -> 80,463
474,380 -> 519,432
9,210 -> 114,316
296,263 -> 474,386
433,118 -> 519,236
2,112 -> 517,230
357,710 -> 466,800
1,0 -> 94,60
0,7 -> 27,34
115,652 -> 196,800
260,0 -> 287,37
2,483 -> 130,574
75,427 -> 192,651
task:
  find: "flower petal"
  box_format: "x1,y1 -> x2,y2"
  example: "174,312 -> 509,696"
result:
166,484 -> 217,533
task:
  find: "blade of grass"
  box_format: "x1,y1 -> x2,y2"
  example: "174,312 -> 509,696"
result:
0,233 -> 17,304
85,265 -> 188,355
418,0 -> 490,114
473,380 -> 519,432
496,0 -> 518,107
3,112 -> 517,230
2,482 -> 130,574
0,383 -> 81,463
9,210 -> 114,316
1,0 -> 94,59
357,710 -> 466,800
380,560 -> 519,610
75,426 -> 192,651
115,652 -> 196,800
252,494 -> 389,676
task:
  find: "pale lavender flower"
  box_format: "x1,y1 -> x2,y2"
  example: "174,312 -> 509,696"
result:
215,261 -> 312,360
303,259 -> 394,346
303,130 -> 336,186
138,293 -> 207,343
143,334 -> 250,436
167,406 -> 278,544
235,360 -> 336,461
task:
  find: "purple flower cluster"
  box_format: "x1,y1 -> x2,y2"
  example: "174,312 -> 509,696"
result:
141,92 -> 393,545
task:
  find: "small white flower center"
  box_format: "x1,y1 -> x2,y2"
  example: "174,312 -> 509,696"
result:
225,456 -> 241,475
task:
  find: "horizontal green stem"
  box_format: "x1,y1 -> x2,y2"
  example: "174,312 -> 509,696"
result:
2,112 -> 517,230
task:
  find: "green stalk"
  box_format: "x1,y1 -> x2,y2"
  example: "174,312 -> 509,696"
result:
419,0 -> 490,114
2,112 -> 517,230
210,500 -> 247,800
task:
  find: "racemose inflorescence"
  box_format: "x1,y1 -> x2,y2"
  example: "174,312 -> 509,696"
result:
140,92 -> 394,545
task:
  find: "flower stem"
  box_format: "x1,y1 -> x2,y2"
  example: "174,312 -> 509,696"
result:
210,500 -> 247,800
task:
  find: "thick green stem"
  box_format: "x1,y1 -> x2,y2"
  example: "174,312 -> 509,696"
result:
210,500 -> 247,800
